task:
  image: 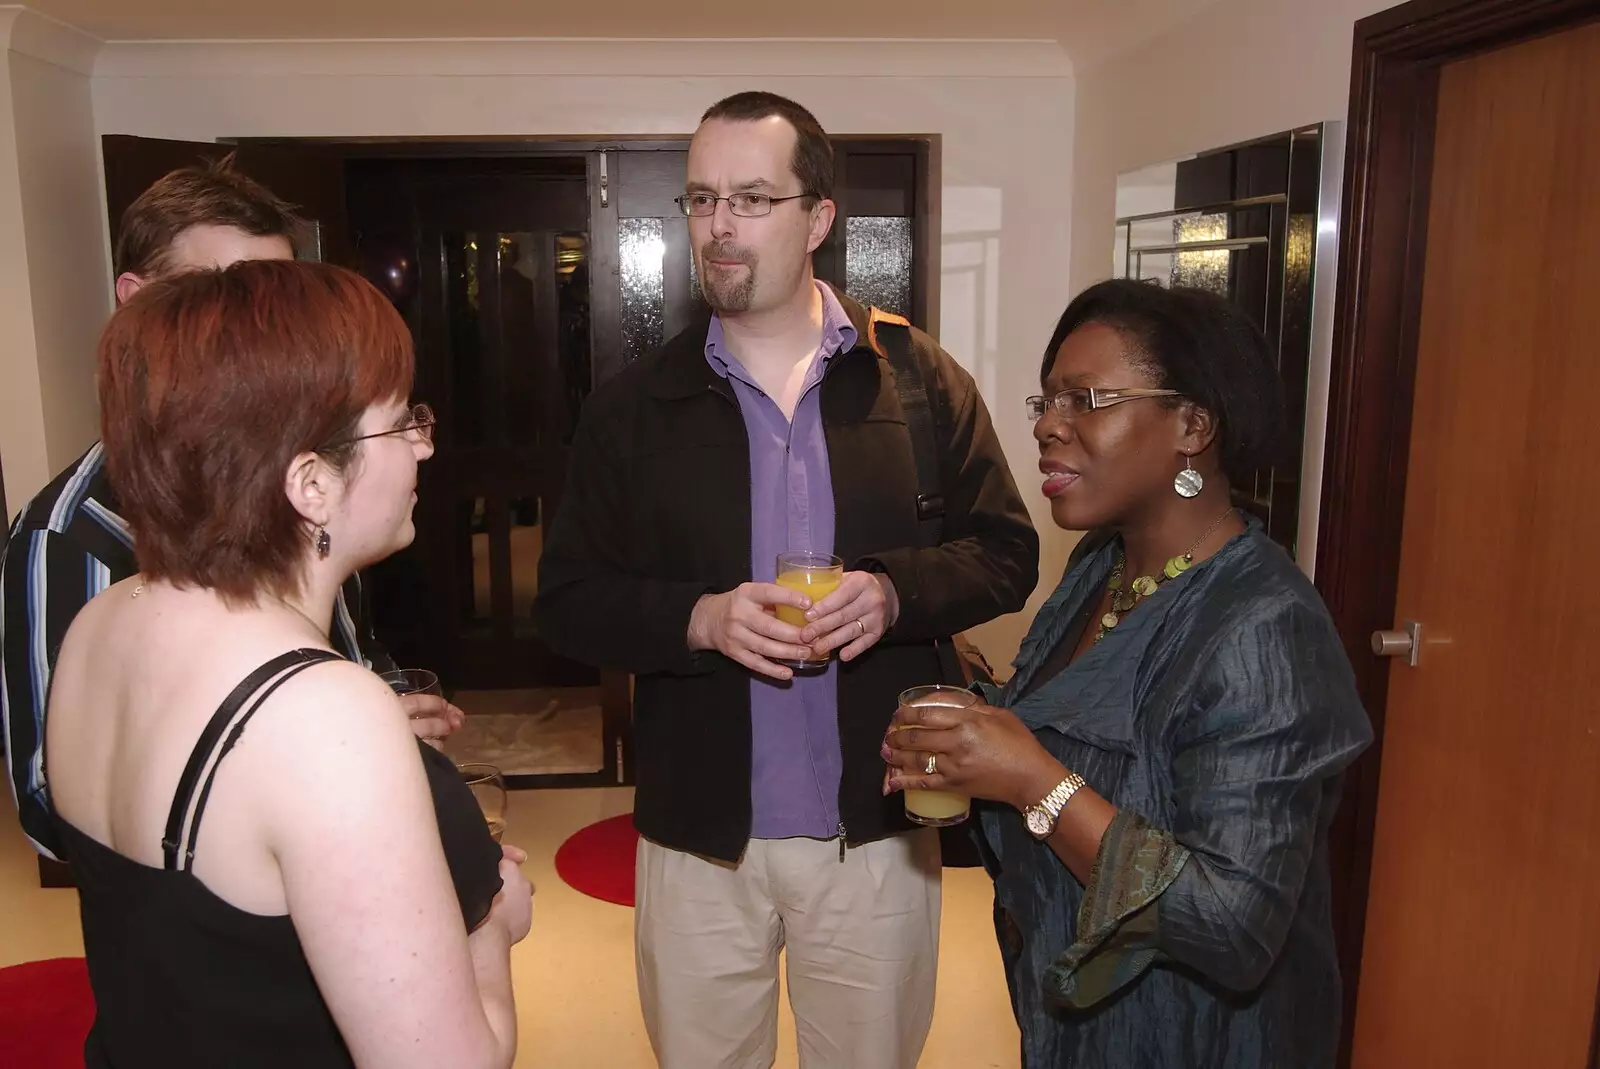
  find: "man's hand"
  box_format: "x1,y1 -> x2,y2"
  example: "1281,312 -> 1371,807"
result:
800,572 -> 899,662
398,692 -> 465,750
688,583 -> 817,681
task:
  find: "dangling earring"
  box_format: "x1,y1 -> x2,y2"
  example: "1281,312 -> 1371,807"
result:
1174,455 -> 1204,499
315,526 -> 331,559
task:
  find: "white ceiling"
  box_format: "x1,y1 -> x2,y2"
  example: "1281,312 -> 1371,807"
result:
23,0 -> 1222,65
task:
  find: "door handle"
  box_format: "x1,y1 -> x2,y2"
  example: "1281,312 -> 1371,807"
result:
1371,620 -> 1423,667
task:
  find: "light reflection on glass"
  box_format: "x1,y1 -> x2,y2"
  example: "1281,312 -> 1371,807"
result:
1171,214 -> 1230,294
845,216 -> 913,318
620,219 -> 665,364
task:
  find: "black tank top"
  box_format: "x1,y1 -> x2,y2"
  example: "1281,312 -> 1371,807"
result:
56,649 -> 503,1068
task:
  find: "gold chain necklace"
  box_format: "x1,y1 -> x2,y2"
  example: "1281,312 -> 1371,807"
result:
1096,507 -> 1238,643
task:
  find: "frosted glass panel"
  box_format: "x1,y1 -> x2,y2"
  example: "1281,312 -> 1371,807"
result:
845,216 -> 912,318
620,218 -> 665,364
1170,214 -> 1230,295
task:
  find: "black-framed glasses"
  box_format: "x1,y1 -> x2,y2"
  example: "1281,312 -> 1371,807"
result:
675,191 -> 814,218
1025,387 -> 1182,422
321,403 -> 435,450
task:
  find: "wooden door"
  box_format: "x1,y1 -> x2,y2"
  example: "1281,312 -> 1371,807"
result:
1319,3 -> 1600,1067
1348,23 -> 1600,1066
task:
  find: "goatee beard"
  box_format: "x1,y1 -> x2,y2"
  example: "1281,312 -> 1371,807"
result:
700,242 -> 756,313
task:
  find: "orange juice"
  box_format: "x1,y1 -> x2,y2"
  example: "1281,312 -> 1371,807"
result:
774,552 -> 843,670
904,788 -> 970,823
896,686 -> 978,826
774,569 -> 841,628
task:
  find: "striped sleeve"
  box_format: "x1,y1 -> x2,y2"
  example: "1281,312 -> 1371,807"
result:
0,528 -> 114,860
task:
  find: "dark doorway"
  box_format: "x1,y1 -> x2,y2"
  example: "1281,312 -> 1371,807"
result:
101,133 -> 936,791
347,155 -> 614,786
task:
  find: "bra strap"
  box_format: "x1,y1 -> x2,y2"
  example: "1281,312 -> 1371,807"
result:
161,649 -> 341,871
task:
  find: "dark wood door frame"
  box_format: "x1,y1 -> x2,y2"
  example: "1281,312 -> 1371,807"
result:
1319,1 -> 1600,1064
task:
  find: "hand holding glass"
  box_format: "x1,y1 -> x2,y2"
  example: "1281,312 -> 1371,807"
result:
379,668 -> 446,746
895,685 -> 978,826
774,552 -> 843,670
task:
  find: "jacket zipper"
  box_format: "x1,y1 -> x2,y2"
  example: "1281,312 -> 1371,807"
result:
838,821 -> 847,862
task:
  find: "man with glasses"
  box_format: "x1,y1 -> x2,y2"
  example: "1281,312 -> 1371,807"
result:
1,159 -> 458,871
538,92 -> 1037,1068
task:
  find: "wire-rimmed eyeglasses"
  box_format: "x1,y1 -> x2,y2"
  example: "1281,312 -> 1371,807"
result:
674,191 -> 815,218
1025,387 -> 1182,422
320,403 -> 435,451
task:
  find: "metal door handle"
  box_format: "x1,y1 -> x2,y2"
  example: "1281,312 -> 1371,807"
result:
1371,620 -> 1423,667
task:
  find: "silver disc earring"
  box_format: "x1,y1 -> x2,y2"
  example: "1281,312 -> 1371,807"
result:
315,527 -> 332,559
1174,456 -> 1204,499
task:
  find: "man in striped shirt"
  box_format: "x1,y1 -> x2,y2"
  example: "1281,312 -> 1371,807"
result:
1,158 -> 458,863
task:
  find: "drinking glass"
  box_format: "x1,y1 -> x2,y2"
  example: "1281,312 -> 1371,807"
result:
895,685 -> 978,826
774,551 -> 843,670
378,668 -> 446,746
457,763 -> 507,844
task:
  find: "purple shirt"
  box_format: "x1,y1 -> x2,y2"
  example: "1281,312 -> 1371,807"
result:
705,283 -> 858,841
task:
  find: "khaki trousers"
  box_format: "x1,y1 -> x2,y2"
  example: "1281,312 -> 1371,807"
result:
635,829 -> 942,1069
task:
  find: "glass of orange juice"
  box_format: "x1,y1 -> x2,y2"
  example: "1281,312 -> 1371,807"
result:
774,551 -> 843,670
895,685 -> 978,826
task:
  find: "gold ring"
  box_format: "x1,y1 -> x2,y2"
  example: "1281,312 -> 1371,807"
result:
857,619 -> 867,638
924,753 -> 938,776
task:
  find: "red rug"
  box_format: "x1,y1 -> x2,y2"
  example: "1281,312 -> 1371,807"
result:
0,957 -> 95,1068
554,814 -> 640,907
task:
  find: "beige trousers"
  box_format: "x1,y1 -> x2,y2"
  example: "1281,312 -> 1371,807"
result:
635,829 -> 942,1069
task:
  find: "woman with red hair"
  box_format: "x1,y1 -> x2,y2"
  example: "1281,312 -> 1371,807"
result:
45,260 -> 531,1069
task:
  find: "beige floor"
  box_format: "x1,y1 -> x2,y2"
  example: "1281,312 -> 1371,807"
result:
0,787 -> 1021,1068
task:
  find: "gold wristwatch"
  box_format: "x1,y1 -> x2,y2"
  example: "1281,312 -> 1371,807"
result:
1023,771 -> 1087,839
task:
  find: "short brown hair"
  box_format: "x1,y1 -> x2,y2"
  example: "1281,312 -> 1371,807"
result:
113,153 -> 302,278
99,260 -> 413,604
700,91 -> 834,202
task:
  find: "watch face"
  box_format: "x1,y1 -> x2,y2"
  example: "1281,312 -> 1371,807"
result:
1025,806 -> 1053,838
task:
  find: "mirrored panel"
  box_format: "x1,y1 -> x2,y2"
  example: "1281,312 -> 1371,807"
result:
496,232 -> 541,447
442,232 -> 485,448
509,495 -> 542,636
1113,124 -> 1342,564
464,495 -> 490,628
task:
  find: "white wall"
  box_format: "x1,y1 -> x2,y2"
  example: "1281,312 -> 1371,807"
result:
14,49 -> 107,471
1063,0 -> 1395,589
90,38 -> 1077,667
0,29 -> 45,515
1070,0 -> 1394,292
0,0 -> 1410,662
0,8 -> 105,514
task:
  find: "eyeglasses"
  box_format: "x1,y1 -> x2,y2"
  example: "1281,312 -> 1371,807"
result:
320,403 -> 435,450
1025,387 -> 1182,422
675,192 -> 814,218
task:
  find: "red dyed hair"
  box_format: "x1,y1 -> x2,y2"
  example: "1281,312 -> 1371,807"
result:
98,259 -> 414,603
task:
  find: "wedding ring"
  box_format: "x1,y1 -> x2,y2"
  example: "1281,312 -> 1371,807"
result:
925,754 -> 938,776
857,619 -> 867,638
